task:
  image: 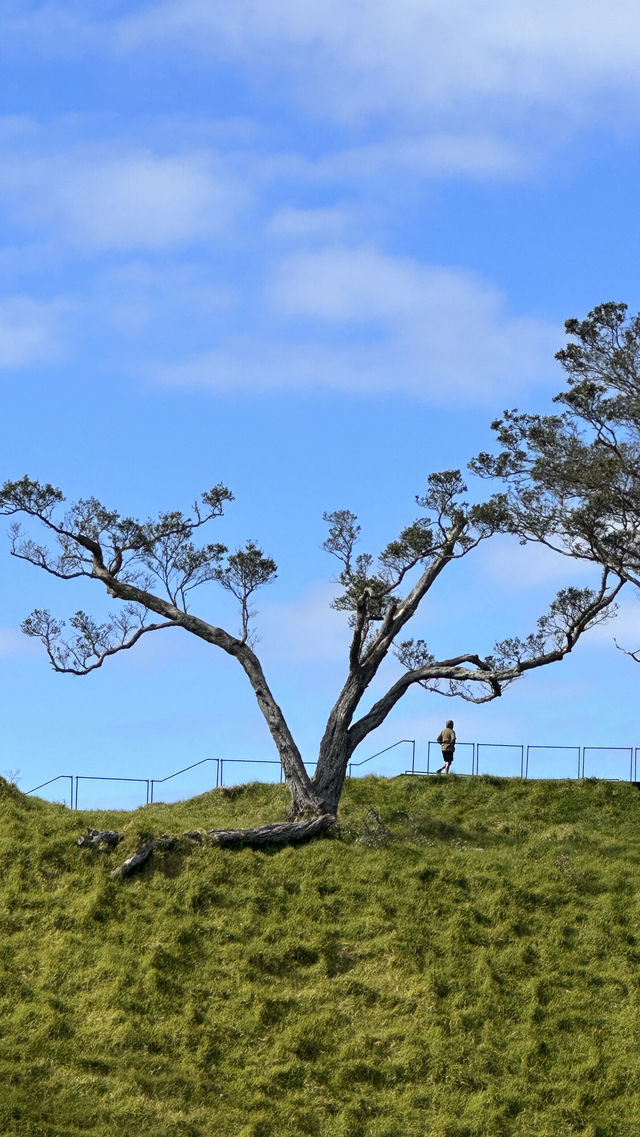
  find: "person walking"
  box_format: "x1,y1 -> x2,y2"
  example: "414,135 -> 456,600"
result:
436,720 -> 456,774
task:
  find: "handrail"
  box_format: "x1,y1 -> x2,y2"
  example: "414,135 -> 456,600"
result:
219,758 -> 284,786
476,742 -> 525,778
150,758 -> 220,803
426,739 -> 475,775
21,738 -> 640,811
25,774 -> 74,810
581,746 -> 634,781
74,775 -> 151,811
525,744 -> 581,780
347,739 -> 416,778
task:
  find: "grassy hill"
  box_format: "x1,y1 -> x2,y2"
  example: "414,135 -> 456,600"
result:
1,772 -> 639,1137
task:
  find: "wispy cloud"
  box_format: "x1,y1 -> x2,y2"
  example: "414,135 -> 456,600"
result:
266,206 -> 353,243
0,295 -> 65,369
311,134 -> 532,182
477,537 -> 600,592
113,0 -> 640,127
254,247 -> 557,404
5,3 -> 640,141
0,142 -> 245,251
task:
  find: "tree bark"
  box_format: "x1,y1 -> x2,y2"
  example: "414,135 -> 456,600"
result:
77,827 -> 124,849
91,565 -> 320,817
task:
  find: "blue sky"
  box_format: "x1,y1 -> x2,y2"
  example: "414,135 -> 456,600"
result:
2,0 -> 640,805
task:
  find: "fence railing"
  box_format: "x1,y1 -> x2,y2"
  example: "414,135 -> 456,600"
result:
150,758 -> 220,803
348,739 -> 416,778
23,739 -> 640,809
426,739 -> 475,775
411,742 -> 639,782
25,774 -> 74,810
476,742 -> 525,778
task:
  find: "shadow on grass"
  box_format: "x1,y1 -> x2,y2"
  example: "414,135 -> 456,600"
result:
388,810 -> 485,847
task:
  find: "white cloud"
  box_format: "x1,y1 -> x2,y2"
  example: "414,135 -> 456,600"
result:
0,145 -> 244,251
7,2 -> 640,133
587,595 -> 640,651
266,206 -> 352,243
478,537 -> 599,592
0,296 -> 64,368
314,134 -> 531,181
232,246 -> 558,404
114,0 -> 640,127
269,246 -> 424,322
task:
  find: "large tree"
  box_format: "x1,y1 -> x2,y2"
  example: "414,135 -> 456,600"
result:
0,463 -> 622,846
472,301 -> 640,654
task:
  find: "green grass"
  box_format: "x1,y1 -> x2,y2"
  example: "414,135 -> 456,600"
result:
1,773 -> 640,1136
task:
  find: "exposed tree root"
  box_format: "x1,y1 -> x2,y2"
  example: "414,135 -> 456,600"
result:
202,813 -> 336,848
77,828 -> 124,849
110,835 -> 175,878
106,814 -> 336,879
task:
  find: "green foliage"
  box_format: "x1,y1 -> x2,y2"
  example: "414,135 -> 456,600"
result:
214,541 -> 278,641
473,301 -> 640,594
323,471 -> 513,627
0,475 -> 234,594
2,774 -> 640,1135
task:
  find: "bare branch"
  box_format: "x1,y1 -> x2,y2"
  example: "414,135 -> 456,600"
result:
21,606 -> 177,675
348,572 -> 623,750
614,637 -> 640,664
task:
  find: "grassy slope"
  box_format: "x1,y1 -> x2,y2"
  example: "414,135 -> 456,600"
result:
1,774 -> 639,1137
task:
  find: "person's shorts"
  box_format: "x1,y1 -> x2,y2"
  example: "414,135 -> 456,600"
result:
442,751 -> 454,763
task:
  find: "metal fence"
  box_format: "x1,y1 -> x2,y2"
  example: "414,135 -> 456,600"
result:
23,739 -> 640,810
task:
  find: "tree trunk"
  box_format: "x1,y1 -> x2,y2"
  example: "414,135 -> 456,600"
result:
287,776 -> 326,819
310,735 -> 353,817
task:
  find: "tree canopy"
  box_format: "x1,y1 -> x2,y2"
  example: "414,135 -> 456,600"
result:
472,300 -> 640,656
